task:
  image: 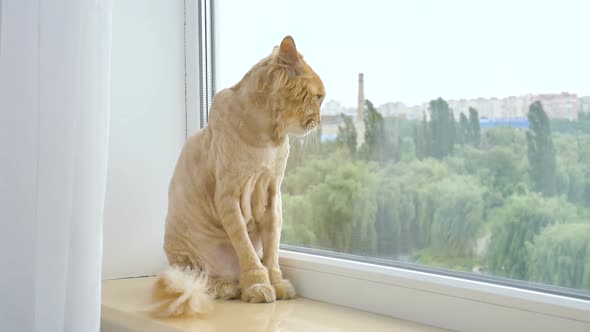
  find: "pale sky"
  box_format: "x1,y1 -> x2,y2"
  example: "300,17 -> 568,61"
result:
216,0 -> 590,108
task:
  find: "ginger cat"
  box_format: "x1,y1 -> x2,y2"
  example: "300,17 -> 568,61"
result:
151,36 -> 325,317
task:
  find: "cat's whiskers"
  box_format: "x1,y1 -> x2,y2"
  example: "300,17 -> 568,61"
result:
288,136 -> 301,170
315,125 -> 321,147
298,135 -> 308,167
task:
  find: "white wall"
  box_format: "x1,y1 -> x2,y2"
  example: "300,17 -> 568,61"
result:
102,0 -> 186,279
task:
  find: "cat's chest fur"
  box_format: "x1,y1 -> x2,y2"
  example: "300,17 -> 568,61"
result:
214,134 -> 289,224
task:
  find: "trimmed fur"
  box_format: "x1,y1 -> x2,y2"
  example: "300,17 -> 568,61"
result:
150,266 -> 212,317
156,35 -> 325,314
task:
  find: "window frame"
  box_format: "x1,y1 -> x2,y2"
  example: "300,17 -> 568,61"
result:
185,0 -> 215,137
279,249 -> 590,332
203,2 -> 590,331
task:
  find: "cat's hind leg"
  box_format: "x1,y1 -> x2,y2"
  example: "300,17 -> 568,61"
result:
209,278 -> 241,300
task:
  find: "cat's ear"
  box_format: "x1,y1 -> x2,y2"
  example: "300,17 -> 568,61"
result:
278,35 -> 300,67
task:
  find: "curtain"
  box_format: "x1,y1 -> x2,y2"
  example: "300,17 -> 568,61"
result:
0,1 -> 113,331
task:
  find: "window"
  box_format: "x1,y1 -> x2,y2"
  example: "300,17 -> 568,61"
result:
215,0 -> 590,330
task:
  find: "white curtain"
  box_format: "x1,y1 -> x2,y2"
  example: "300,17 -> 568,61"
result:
0,1 -> 113,331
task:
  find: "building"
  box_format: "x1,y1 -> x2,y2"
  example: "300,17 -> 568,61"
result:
534,93 -> 578,120
448,93 -> 579,121
580,96 -> 590,114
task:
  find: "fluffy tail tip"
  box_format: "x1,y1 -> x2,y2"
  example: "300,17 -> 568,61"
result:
150,266 -> 212,318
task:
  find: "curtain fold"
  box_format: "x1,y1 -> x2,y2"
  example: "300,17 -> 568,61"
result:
0,1 -> 113,331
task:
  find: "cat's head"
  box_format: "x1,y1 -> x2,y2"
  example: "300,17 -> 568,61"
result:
233,36 -> 325,141
270,36 -> 325,138
255,36 -> 325,139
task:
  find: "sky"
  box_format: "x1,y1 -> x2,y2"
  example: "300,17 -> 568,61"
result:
216,0 -> 590,108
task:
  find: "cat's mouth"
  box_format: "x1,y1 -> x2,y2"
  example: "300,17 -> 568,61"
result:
287,117 -> 320,137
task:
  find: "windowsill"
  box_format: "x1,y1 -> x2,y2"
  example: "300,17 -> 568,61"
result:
279,250 -> 590,332
101,277 -> 445,332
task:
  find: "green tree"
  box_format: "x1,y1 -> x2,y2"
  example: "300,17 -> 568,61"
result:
357,100 -> 402,162
374,165 -> 418,257
459,145 -> 527,197
550,112 -> 590,135
414,113 -> 428,159
526,101 -> 557,196
360,99 -> 387,161
468,107 -> 481,147
281,97 -> 590,290
457,112 -> 470,146
403,159 -> 451,248
336,113 -> 357,158
486,193 -> 580,280
449,109 -> 457,150
282,155 -> 337,195
527,223 -> 590,290
383,118 -> 402,162
483,127 -> 525,148
427,97 -> 455,159
308,160 -> 378,255
552,134 -> 590,205
428,176 -> 484,257
281,194 -> 316,246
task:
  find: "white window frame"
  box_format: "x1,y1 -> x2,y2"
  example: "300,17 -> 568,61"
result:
196,2 -> 590,331
279,250 -> 590,332
184,0 -> 215,137
184,0 -> 200,136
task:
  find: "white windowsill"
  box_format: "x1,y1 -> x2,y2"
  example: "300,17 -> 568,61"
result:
101,277 -> 445,332
100,250 -> 590,332
279,250 -> 590,332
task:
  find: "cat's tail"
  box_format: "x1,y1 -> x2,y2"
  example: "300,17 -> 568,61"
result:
149,265 -> 213,317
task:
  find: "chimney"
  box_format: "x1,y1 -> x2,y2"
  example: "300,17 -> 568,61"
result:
357,73 -> 364,122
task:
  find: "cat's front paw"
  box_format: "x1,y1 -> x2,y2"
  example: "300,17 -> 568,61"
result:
241,283 -> 276,303
272,279 -> 296,300
209,278 -> 241,300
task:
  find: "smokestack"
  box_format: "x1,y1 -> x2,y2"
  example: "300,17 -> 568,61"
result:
357,73 -> 364,122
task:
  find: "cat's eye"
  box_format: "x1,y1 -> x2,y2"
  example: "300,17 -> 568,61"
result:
316,94 -> 323,100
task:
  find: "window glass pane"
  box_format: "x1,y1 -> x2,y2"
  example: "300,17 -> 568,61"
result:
217,0 -> 590,295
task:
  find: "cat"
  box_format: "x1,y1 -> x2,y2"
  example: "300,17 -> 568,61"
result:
151,36 -> 325,317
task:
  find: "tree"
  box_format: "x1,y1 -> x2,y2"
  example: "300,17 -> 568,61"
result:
550,112 -> 590,135
414,113 -> 428,160
449,108 -> 457,150
526,223 -> 590,290
427,97 -> 455,159
526,101 -> 557,196
428,176 -> 484,257
383,118 -> 402,162
283,155 -> 338,195
484,127 -> 525,148
279,102 -> 590,284
281,194 -> 316,246
336,113 -> 357,158
374,165 -> 417,257
458,145 -> 527,197
309,161 -> 379,255
457,113 -> 470,146
468,107 -> 481,147
486,193 -> 580,280
362,100 -> 384,161
360,99 -> 400,162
